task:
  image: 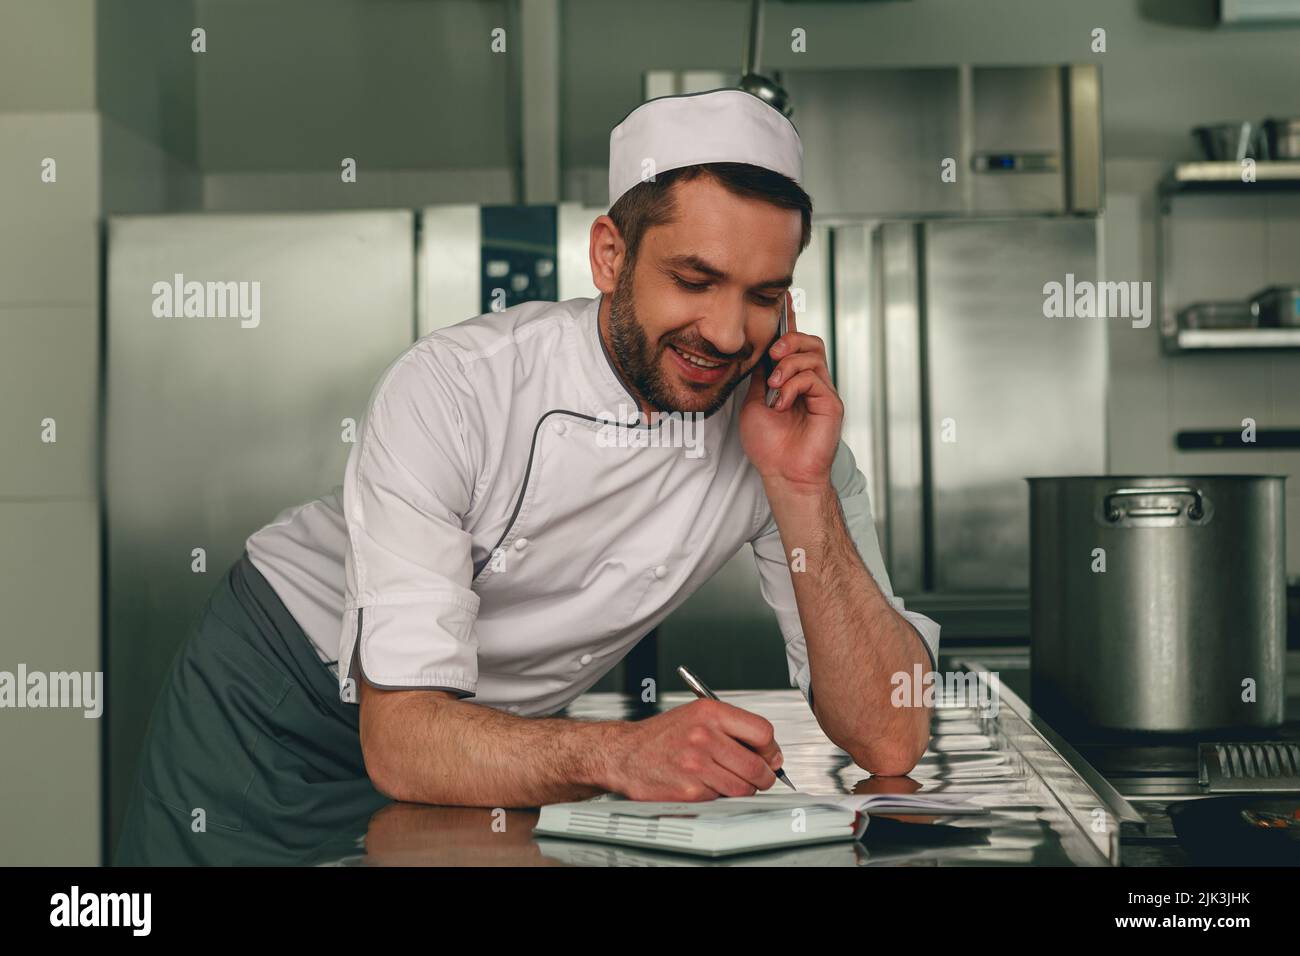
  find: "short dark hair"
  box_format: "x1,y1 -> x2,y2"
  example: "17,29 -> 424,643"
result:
607,162 -> 813,265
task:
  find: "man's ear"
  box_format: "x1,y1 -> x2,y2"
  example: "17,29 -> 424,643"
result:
588,215 -> 626,295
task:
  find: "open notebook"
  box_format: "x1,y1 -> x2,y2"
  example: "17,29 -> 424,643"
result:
534,791 -> 985,858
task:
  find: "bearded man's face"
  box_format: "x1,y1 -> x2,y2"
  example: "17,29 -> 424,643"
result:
603,175 -> 800,415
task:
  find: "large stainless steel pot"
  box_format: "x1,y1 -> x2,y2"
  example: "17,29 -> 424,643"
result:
1028,475 -> 1286,733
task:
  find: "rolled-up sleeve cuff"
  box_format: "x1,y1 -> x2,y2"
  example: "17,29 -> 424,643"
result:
343,591 -> 480,697
788,653 -> 813,705
895,602 -> 941,672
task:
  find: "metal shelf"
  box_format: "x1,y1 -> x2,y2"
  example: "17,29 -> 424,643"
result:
1166,327 -> 1300,352
1161,160 -> 1300,194
1157,161 -> 1300,352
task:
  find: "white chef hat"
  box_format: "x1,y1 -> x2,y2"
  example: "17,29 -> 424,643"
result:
607,88 -> 803,208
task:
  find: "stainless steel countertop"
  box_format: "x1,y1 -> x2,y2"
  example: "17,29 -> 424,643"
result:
311,677 -> 1129,866
956,647 -> 1300,866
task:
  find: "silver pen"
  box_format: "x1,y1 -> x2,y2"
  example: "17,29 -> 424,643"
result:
676,664 -> 797,791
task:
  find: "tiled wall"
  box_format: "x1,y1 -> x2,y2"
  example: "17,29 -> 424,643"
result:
1104,161 -> 1300,578
0,0 -> 102,866
0,0 -> 199,866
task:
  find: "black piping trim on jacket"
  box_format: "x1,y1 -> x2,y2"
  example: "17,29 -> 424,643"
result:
350,606 -> 476,699
470,393 -> 725,582
473,408 -> 601,580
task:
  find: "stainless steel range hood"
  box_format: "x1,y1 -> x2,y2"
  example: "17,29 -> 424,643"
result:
647,64 -> 1102,218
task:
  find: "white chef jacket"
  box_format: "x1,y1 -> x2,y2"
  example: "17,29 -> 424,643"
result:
245,293 -> 939,717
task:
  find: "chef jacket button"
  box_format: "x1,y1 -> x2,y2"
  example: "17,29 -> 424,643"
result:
514,537 -> 529,551
553,420 -> 568,436
579,653 -> 593,665
654,564 -> 668,579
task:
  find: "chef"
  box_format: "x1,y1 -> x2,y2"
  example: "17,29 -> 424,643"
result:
115,88 -> 939,866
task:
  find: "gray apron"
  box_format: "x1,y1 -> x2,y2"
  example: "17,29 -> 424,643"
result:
115,553 -> 389,865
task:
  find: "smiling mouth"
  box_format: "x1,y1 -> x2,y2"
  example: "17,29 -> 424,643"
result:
665,343 -> 735,388
669,344 -> 725,369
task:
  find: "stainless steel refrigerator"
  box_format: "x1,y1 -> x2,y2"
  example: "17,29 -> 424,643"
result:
846,217 -> 1106,624
104,210 -> 416,852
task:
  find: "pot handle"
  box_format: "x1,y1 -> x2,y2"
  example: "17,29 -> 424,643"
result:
1104,485 -> 1205,522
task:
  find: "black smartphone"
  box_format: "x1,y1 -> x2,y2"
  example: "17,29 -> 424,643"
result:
764,296 -> 788,408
